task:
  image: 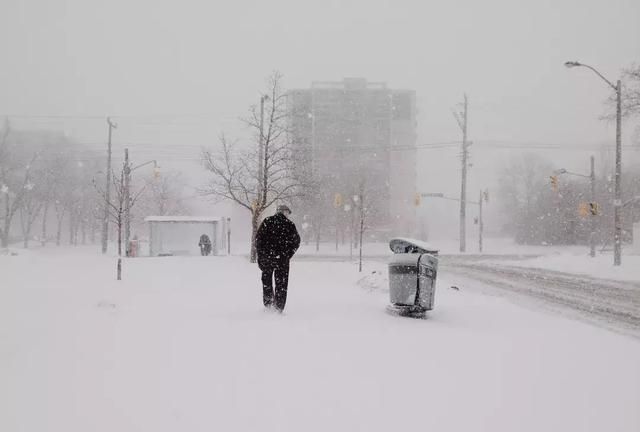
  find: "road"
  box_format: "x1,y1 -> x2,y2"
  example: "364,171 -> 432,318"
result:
440,255 -> 640,339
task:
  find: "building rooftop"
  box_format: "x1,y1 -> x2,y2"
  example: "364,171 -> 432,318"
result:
311,78 -> 387,90
145,216 -> 224,223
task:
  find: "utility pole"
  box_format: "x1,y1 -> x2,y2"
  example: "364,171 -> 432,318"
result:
358,195 -> 364,273
614,80 -> 622,266
479,190 -> 484,253
124,148 -> 131,257
101,117 -> 117,254
590,155 -> 596,258
454,94 -> 470,252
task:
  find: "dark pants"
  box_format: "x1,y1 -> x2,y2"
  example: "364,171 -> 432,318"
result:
261,261 -> 290,311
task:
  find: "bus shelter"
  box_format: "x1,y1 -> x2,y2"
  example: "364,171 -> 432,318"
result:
145,216 -> 228,256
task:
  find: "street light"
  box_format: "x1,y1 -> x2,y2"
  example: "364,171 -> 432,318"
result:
352,194 -> 364,272
565,60 -> 622,265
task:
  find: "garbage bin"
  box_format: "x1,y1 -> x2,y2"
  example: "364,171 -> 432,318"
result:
127,239 -> 138,257
387,238 -> 439,318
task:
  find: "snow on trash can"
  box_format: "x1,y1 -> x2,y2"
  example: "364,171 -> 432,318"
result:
386,238 -> 438,318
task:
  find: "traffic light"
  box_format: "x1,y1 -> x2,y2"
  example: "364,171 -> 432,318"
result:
549,175 -> 558,192
589,202 -> 599,215
414,193 -> 421,206
578,202 -> 589,217
482,189 -> 489,203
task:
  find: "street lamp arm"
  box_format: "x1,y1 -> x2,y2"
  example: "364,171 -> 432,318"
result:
420,193 -> 480,205
582,63 -> 617,91
567,62 -> 617,92
131,159 -> 157,172
561,170 -> 591,179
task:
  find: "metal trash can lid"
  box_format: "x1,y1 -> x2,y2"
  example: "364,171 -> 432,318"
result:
389,238 -> 439,255
389,253 -> 421,266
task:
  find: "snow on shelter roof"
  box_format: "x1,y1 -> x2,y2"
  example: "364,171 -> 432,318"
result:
144,216 -> 224,223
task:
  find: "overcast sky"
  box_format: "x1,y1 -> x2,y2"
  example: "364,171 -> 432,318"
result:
2,0 -> 639,137
1,0 -> 639,236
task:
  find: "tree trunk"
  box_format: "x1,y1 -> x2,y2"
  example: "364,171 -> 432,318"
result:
20,208 -> 28,248
117,214 -> 122,257
69,211 -> 75,245
90,217 -> 96,244
117,212 -> 123,280
41,203 -> 49,246
250,210 -> 259,263
2,197 -> 11,248
20,205 -> 40,249
1,226 -> 8,248
73,217 -> 80,246
56,212 -> 64,246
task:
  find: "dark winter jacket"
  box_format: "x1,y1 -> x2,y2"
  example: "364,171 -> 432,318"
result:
199,234 -> 211,246
256,213 -> 300,268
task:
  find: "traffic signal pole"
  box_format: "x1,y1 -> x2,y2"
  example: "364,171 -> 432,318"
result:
479,190 -> 484,253
420,191 -> 487,253
552,156 -> 597,257
590,155 -> 596,258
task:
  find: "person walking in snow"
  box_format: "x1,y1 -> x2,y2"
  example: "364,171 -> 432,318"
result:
255,204 -> 300,312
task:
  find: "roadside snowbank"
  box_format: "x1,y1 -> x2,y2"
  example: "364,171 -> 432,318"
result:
486,253 -> 640,282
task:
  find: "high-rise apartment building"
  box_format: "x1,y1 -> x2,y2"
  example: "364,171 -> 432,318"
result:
288,78 -> 417,237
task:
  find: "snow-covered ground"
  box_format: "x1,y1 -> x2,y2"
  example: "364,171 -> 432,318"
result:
2,246 -> 640,431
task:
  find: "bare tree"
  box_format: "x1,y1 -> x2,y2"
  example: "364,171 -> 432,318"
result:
0,122 -> 103,249
1,150 -> 39,248
620,64 -> 640,118
94,163 -> 146,280
603,63 -> 640,121
201,72 -> 308,262
136,170 -> 189,217
18,175 -> 43,248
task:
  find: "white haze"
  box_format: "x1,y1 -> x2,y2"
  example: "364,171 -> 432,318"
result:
1,0 -> 639,240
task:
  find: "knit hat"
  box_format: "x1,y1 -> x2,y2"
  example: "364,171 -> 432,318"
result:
276,204 -> 292,214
